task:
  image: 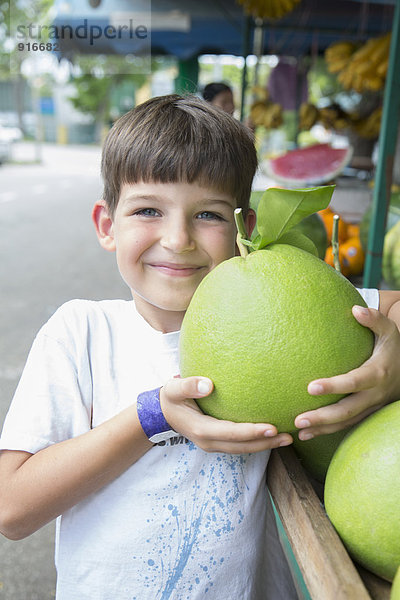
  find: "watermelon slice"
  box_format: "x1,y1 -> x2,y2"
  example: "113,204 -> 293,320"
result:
263,143 -> 353,187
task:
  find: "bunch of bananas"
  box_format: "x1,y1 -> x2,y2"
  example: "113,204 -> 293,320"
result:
351,107 -> 383,139
325,41 -> 359,74
325,33 -> 391,93
237,0 -> 301,20
318,106 -> 349,131
299,102 -> 382,140
298,103 -> 319,131
250,100 -> 283,128
299,103 -> 347,132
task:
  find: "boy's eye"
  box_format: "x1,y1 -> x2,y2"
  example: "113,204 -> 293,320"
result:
134,208 -> 159,217
197,211 -> 225,221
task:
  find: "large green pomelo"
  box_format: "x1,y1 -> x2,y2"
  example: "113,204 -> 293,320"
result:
179,244 -> 374,432
324,400 -> 400,582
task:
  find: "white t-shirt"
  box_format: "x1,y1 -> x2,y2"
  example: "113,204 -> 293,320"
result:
0,288 -> 378,600
0,299 -> 298,600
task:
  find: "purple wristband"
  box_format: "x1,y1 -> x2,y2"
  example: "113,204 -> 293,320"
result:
136,387 -> 176,443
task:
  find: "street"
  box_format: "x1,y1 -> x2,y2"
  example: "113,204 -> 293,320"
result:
0,143 -> 130,599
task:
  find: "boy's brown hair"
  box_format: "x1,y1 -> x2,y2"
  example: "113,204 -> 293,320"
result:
101,94 -> 258,217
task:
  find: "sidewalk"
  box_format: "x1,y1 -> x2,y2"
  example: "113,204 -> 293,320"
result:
7,141 -> 102,176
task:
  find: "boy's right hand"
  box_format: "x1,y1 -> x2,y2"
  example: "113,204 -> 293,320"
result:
160,376 -> 293,454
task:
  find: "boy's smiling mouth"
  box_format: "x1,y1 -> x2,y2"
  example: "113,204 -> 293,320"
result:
148,262 -> 205,277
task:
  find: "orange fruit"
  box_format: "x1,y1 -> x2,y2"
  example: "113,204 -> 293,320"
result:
346,223 -> 361,239
341,236 -> 365,275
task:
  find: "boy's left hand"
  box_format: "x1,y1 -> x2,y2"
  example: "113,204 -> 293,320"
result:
295,305 -> 400,440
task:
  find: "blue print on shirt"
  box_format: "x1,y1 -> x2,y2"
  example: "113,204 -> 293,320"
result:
131,450 -> 249,600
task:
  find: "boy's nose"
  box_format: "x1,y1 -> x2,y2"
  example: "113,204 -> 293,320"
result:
160,223 -> 196,253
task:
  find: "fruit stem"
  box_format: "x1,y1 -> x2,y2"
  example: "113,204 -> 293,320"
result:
332,214 -> 341,273
234,208 -> 250,258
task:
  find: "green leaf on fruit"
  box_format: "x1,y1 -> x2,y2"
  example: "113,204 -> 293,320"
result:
251,185 -> 335,251
275,229 -> 318,256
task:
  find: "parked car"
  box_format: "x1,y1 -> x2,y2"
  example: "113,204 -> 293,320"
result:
0,139 -> 10,164
0,125 -> 22,164
0,124 -> 23,143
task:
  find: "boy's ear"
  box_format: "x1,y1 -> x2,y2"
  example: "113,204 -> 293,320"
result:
245,208 -> 256,238
92,200 -> 116,252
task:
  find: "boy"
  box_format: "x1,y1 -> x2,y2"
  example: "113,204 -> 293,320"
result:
0,95 -> 399,600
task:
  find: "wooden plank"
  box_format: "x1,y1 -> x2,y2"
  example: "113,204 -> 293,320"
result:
358,566 -> 391,600
267,446 -> 372,600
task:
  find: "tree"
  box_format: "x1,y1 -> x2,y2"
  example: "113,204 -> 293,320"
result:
0,0 -> 54,134
67,55 -> 149,142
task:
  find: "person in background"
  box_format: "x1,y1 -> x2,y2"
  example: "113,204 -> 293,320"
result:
202,82 -> 235,116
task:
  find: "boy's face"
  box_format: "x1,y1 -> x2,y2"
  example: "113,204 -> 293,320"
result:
93,180 -> 255,332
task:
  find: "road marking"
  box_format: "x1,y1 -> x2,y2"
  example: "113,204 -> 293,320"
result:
0,183 -> 51,203
59,179 -> 73,189
0,365 -> 23,380
0,178 -> 96,204
0,191 -> 17,204
32,184 -> 48,195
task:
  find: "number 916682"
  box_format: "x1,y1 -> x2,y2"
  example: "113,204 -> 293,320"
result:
18,42 -> 60,51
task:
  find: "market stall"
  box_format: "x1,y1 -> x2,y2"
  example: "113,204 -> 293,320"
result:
239,0 -> 399,288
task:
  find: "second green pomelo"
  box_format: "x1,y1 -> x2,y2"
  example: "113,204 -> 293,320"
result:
179,244 -> 374,432
360,190 -> 400,251
325,400 -> 400,582
391,566 -> 400,599
292,427 -> 351,482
